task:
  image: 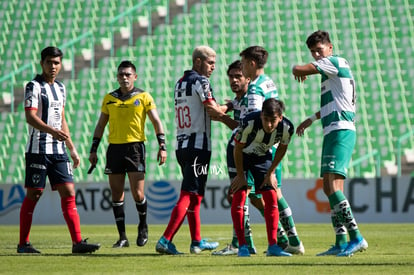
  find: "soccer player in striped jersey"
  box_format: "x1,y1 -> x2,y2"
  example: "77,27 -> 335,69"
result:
231,98 -> 293,257
156,46 -> 221,255
293,30 -> 368,257
240,46 -> 305,255
89,60 -> 167,248
18,46 -> 100,254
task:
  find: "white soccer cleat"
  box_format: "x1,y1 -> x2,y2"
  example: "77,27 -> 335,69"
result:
284,241 -> 305,255
211,244 -> 239,256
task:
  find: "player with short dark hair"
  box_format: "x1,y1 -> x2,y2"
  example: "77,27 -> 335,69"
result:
19,46 -> 100,254
89,60 -> 167,248
239,45 -> 305,255
231,98 -> 293,257
211,60 -> 259,255
294,30 -> 368,257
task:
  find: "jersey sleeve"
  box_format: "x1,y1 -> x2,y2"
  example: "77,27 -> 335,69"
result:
196,76 -> 215,103
143,92 -> 157,112
24,81 -> 39,110
101,94 -> 110,114
312,57 -> 339,77
59,82 -> 66,108
280,118 -> 295,145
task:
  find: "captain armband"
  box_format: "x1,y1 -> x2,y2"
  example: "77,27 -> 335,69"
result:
90,137 -> 101,153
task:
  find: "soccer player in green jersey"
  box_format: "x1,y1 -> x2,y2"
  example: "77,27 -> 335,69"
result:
293,30 -> 368,257
240,46 -> 305,255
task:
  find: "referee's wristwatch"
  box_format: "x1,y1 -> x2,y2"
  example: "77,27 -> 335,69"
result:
159,144 -> 167,151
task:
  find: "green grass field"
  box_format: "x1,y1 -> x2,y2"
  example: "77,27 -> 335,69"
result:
1,223 -> 413,274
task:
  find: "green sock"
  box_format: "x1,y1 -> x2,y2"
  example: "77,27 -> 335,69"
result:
330,191 -> 362,241
277,221 -> 289,246
231,227 -> 239,248
330,210 -> 348,246
244,204 -> 255,249
278,197 -> 300,246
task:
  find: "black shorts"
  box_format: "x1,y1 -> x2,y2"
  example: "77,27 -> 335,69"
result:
242,152 -> 274,193
175,148 -> 211,196
105,142 -> 146,174
25,153 -> 74,190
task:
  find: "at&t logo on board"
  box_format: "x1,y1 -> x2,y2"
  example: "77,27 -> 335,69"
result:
0,185 -> 25,216
146,181 -> 178,220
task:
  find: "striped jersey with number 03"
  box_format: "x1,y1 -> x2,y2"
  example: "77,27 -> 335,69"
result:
234,111 -> 294,156
312,55 -> 356,136
246,74 -> 279,114
174,70 -> 215,151
24,74 -> 66,154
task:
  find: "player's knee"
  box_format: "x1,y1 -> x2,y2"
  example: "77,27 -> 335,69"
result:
27,190 -> 43,201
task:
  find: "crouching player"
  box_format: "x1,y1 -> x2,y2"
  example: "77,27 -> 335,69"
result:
231,98 -> 293,257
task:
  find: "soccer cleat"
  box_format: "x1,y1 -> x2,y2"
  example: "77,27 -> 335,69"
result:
112,239 -> 129,248
72,239 -> 101,254
277,241 -> 288,250
266,244 -> 292,257
237,244 -> 250,257
190,239 -> 219,254
17,242 -> 41,254
245,237 -> 256,254
284,242 -> 305,255
137,223 -> 148,247
317,244 -> 347,256
212,244 -> 239,256
337,237 -> 368,257
155,236 -> 183,255
248,245 -> 257,254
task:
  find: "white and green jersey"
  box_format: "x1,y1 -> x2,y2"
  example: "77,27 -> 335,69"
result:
228,93 -> 248,146
231,92 -> 248,122
247,74 -> 279,114
312,55 -> 356,136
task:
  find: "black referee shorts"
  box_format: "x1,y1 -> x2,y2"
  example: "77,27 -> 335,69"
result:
105,142 -> 146,174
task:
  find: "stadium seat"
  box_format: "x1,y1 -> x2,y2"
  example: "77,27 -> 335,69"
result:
1,0 -> 414,182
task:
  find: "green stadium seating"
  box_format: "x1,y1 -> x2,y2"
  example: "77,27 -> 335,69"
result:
0,0 -> 413,183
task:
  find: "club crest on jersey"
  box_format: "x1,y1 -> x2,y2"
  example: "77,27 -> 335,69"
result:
32,174 -> 41,185
134,99 -> 140,106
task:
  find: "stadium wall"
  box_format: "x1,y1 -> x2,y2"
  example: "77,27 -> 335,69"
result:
1,177 -> 413,225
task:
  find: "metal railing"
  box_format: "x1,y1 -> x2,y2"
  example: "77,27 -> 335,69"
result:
0,62 -> 35,112
349,150 -> 381,178
396,129 -> 414,177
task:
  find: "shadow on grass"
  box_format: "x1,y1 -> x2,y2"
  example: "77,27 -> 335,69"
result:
3,252 -> 183,257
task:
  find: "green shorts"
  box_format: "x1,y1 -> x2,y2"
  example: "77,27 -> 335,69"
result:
320,129 -> 356,178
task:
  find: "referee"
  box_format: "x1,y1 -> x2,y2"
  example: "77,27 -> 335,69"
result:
89,60 -> 167,248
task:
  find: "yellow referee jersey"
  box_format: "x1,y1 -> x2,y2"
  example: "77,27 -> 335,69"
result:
101,88 -> 156,144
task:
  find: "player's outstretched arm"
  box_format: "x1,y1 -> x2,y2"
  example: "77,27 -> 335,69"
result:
292,63 -> 319,82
